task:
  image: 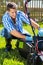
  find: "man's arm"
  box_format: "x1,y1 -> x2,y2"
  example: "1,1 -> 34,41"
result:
10,29 -> 33,42
10,29 -> 26,39
30,18 -> 40,29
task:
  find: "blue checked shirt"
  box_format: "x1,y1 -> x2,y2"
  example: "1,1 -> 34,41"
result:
1,10 -> 30,38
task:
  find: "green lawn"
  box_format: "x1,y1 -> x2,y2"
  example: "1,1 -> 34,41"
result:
0,22 -> 43,65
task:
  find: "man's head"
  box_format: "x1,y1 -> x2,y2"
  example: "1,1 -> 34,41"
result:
7,2 -> 18,19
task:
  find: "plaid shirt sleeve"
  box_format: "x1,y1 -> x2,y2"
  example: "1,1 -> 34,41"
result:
20,11 -> 30,24
2,16 -> 15,33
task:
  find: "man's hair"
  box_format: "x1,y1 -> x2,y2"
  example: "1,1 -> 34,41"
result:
7,2 -> 18,10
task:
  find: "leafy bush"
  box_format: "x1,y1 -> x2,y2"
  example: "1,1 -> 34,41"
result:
3,59 -> 24,65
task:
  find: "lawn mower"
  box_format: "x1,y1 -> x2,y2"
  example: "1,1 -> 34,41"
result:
18,19 -> 43,65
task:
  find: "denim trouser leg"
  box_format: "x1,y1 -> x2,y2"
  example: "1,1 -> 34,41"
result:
0,28 -> 12,39
0,28 -> 12,48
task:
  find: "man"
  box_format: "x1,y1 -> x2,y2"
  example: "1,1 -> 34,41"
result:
1,2 -> 40,51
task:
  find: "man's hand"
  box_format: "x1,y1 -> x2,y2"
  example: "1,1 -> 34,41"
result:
38,28 -> 43,37
30,18 -> 40,29
25,36 -> 33,42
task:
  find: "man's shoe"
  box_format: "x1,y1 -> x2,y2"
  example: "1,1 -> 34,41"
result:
5,44 -> 12,52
